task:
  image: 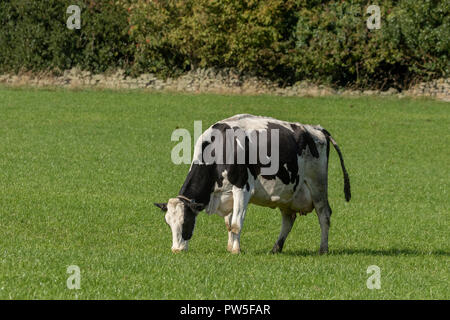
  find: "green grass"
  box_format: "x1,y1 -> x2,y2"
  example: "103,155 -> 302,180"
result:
0,86 -> 448,299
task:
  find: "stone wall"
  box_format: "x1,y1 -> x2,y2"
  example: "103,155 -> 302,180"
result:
0,68 -> 448,102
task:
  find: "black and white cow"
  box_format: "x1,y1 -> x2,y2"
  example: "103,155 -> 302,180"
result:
155,114 -> 351,254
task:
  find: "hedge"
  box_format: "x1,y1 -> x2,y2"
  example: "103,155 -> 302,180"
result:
0,0 -> 448,88
126,0 -> 298,81
0,0 -> 132,74
294,0 -> 449,87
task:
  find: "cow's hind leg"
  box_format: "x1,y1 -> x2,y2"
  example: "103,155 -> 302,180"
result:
306,165 -> 331,254
315,201 -> 332,255
271,208 -> 296,254
304,137 -> 332,255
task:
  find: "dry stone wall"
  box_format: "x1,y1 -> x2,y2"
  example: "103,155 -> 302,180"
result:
0,68 -> 448,102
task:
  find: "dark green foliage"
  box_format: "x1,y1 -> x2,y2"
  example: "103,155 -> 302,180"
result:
0,0 -> 448,87
127,0 -> 298,80
0,0 -> 132,74
293,0 -> 449,88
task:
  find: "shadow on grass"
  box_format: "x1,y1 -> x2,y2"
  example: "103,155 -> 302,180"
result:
257,248 -> 450,257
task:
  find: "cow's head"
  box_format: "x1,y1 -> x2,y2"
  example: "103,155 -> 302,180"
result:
154,197 -> 204,253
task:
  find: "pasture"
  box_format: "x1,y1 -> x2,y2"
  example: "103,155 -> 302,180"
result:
0,86 -> 448,299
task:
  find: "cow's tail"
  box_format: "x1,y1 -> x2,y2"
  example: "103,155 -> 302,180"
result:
321,129 -> 351,202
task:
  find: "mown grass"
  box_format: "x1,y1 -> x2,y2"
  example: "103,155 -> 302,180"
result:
0,86 -> 448,299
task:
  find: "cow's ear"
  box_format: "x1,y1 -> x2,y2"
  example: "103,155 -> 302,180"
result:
154,203 -> 168,212
189,202 -> 205,212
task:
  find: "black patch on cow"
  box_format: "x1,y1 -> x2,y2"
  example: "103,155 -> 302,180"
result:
213,122 -> 250,189
176,190 -> 205,241
293,174 -> 300,191
181,205 -> 197,240
212,122 -> 232,133
224,164 -> 249,189
290,124 -> 319,158
179,163 -> 220,205
259,122 -> 301,186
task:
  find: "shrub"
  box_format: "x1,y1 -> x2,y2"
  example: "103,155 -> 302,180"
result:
0,0 -> 132,74
293,0 -> 449,88
127,0 -> 298,81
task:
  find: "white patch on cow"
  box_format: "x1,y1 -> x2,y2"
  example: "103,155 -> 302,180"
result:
252,176 -> 297,208
220,114 -> 293,132
165,198 -> 188,252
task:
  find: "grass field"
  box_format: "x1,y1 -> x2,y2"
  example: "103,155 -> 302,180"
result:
0,86 -> 448,299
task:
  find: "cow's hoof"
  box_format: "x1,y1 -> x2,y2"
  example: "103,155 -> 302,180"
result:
231,248 -> 241,254
319,248 -> 328,255
227,244 -> 233,252
271,244 -> 282,254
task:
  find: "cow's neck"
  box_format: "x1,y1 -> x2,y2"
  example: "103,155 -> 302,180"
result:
179,164 -> 217,206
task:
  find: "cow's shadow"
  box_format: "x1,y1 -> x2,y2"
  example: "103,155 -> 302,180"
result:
261,248 -> 450,257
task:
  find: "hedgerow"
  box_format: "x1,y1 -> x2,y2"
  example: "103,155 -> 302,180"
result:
0,0 -> 448,88
0,0 -> 131,74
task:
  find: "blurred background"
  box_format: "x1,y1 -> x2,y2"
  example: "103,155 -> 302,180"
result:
0,0 -> 448,95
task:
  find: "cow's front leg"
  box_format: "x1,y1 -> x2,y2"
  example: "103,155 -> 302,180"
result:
224,214 -> 233,252
230,186 -> 252,254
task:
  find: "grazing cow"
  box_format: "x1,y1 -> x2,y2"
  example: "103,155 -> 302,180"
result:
155,114 -> 351,254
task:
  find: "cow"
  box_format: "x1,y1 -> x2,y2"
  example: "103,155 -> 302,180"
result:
154,114 -> 351,254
